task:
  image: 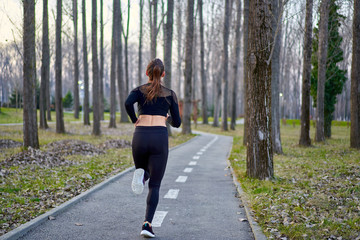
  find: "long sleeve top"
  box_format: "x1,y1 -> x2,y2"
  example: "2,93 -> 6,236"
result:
125,84 -> 181,128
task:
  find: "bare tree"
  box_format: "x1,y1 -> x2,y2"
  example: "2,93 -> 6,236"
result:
164,0 -> 174,89
123,0 -> 130,95
99,0 -> 104,120
243,0 -> 249,145
118,1 -> 128,122
299,0 -> 313,146
315,0 -> 330,142
220,0 -> 232,131
82,0 -> 90,125
40,0 -> 49,129
92,0 -> 101,136
23,0 -> 39,148
73,0 -> 80,119
176,0 -> 182,97
109,0 -> 118,128
246,0 -> 273,179
150,0 -> 158,59
198,0 -> 208,124
138,0 -> 144,86
271,0 -> 283,154
230,0 -> 242,130
351,0 -> 360,148
182,0 -> 194,134
55,0 -> 65,133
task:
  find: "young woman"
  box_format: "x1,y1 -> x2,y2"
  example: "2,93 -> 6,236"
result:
125,58 -> 181,238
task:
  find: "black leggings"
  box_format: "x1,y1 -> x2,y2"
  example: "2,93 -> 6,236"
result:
132,126 -> 169,223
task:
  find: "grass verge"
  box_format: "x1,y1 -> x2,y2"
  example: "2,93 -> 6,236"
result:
0,122 -> 194,236
194,123 -> 359,239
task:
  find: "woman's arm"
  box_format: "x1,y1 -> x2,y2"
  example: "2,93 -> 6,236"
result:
124,89 -> 139,123
167,91 -> 181,128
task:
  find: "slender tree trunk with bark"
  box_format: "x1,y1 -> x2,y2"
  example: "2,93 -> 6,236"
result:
198,0 -> 208,124
176,1 -> 182,98
351,0 -> 360,148
118,1 -> 128,122
315,0 -> 330,142
230,0 -> 242,130
150,0 -> 158,59
182,0 -> 194,135
221,0 -> 232,131
55,0 -> 65,133
109,0 -> 117,128
82,0 -> 90,125
23,0 -> 39,148
213,71 -> 221,127
40,0 -> 49,129
246,0 -> 273,180
73,0 -> 80,119
271,0 -> 283,154
164,0 -> 174,89
138,0 -> 144,86
123,0 -> 130,95
92,0 -> 101,136
99,0 -> 104,120
243,0 -> 249,145
299,0 -> 313,146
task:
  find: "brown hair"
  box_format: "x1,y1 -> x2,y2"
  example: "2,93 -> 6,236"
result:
145,58 -> 164,102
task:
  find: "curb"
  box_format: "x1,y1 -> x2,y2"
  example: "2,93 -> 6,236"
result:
0,166 -> 135,240
0,134 -> 198,240
227,161 -> 268,240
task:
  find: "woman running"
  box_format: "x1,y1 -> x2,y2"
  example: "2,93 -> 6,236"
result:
125,58 -> 181,238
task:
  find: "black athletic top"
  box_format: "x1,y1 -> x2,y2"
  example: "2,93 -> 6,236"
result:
125,84 -> 181,128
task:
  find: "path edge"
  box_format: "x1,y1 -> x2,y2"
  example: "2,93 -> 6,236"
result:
0,134 -> 199,240
227,161 -> 268,240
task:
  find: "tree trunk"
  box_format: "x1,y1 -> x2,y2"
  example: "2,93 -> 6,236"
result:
82,0 -> 90,125
40,0 -> 49,129
150,0 -> 158,59
73,0 -> 80,120
230,0 -> 242,130
182,0 -> 194,135
176,1 -> 182,98
124,0 -> 130,96
198,0 -> 208,124
243,0 -> 249,145
246,0 -> 273,180
99,0 -> 104,120
271,0 -> 283,154
220,0 -> 232,131
55,0 -> 65,133
315,0 -> 330,142
118,1 -> 128,123
213,71 -> 221,127
92,0 -> 101,136
299,0 -> 313,147
23,0 -> 39,148
351,0 -> 360,148
109,0 -> 117,128
138,0 -> 144,86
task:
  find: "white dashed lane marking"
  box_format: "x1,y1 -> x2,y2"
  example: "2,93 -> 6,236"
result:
164,189 -> 180,199
152,211 -> 168,227
196,152 -> 203,155
189,161 -> 197,166
193,155 -> 200,159
175,176 -> 188,183
183,167 -> 193,173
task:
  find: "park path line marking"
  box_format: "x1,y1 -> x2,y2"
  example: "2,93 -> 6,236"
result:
184,167 -> 193,173
175,176 -> 188,183
164,189 -> 180,199
193,155 -> 200,159
189,161 -> 197,166
200,148 -> 206,152
196,152 -> 203,155
152,211 -> 168,227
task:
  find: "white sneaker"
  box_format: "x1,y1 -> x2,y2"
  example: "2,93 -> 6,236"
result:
132,168 -> 145,194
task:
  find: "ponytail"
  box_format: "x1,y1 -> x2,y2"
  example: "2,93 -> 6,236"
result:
145,59 -> 164,102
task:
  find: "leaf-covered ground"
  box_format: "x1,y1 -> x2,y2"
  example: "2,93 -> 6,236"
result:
195,123 -> 360,240
0,122 -> 193,236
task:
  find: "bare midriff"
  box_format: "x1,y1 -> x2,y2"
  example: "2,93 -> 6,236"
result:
135,115 -> 167,127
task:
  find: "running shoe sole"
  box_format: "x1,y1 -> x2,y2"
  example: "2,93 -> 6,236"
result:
140,230 -> 155,238
132,168 -> 144,194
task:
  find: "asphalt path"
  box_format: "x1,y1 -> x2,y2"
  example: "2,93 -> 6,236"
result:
16,132 -> 254,240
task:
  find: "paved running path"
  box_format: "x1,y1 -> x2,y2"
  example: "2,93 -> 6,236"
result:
18,132 -> 254,240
